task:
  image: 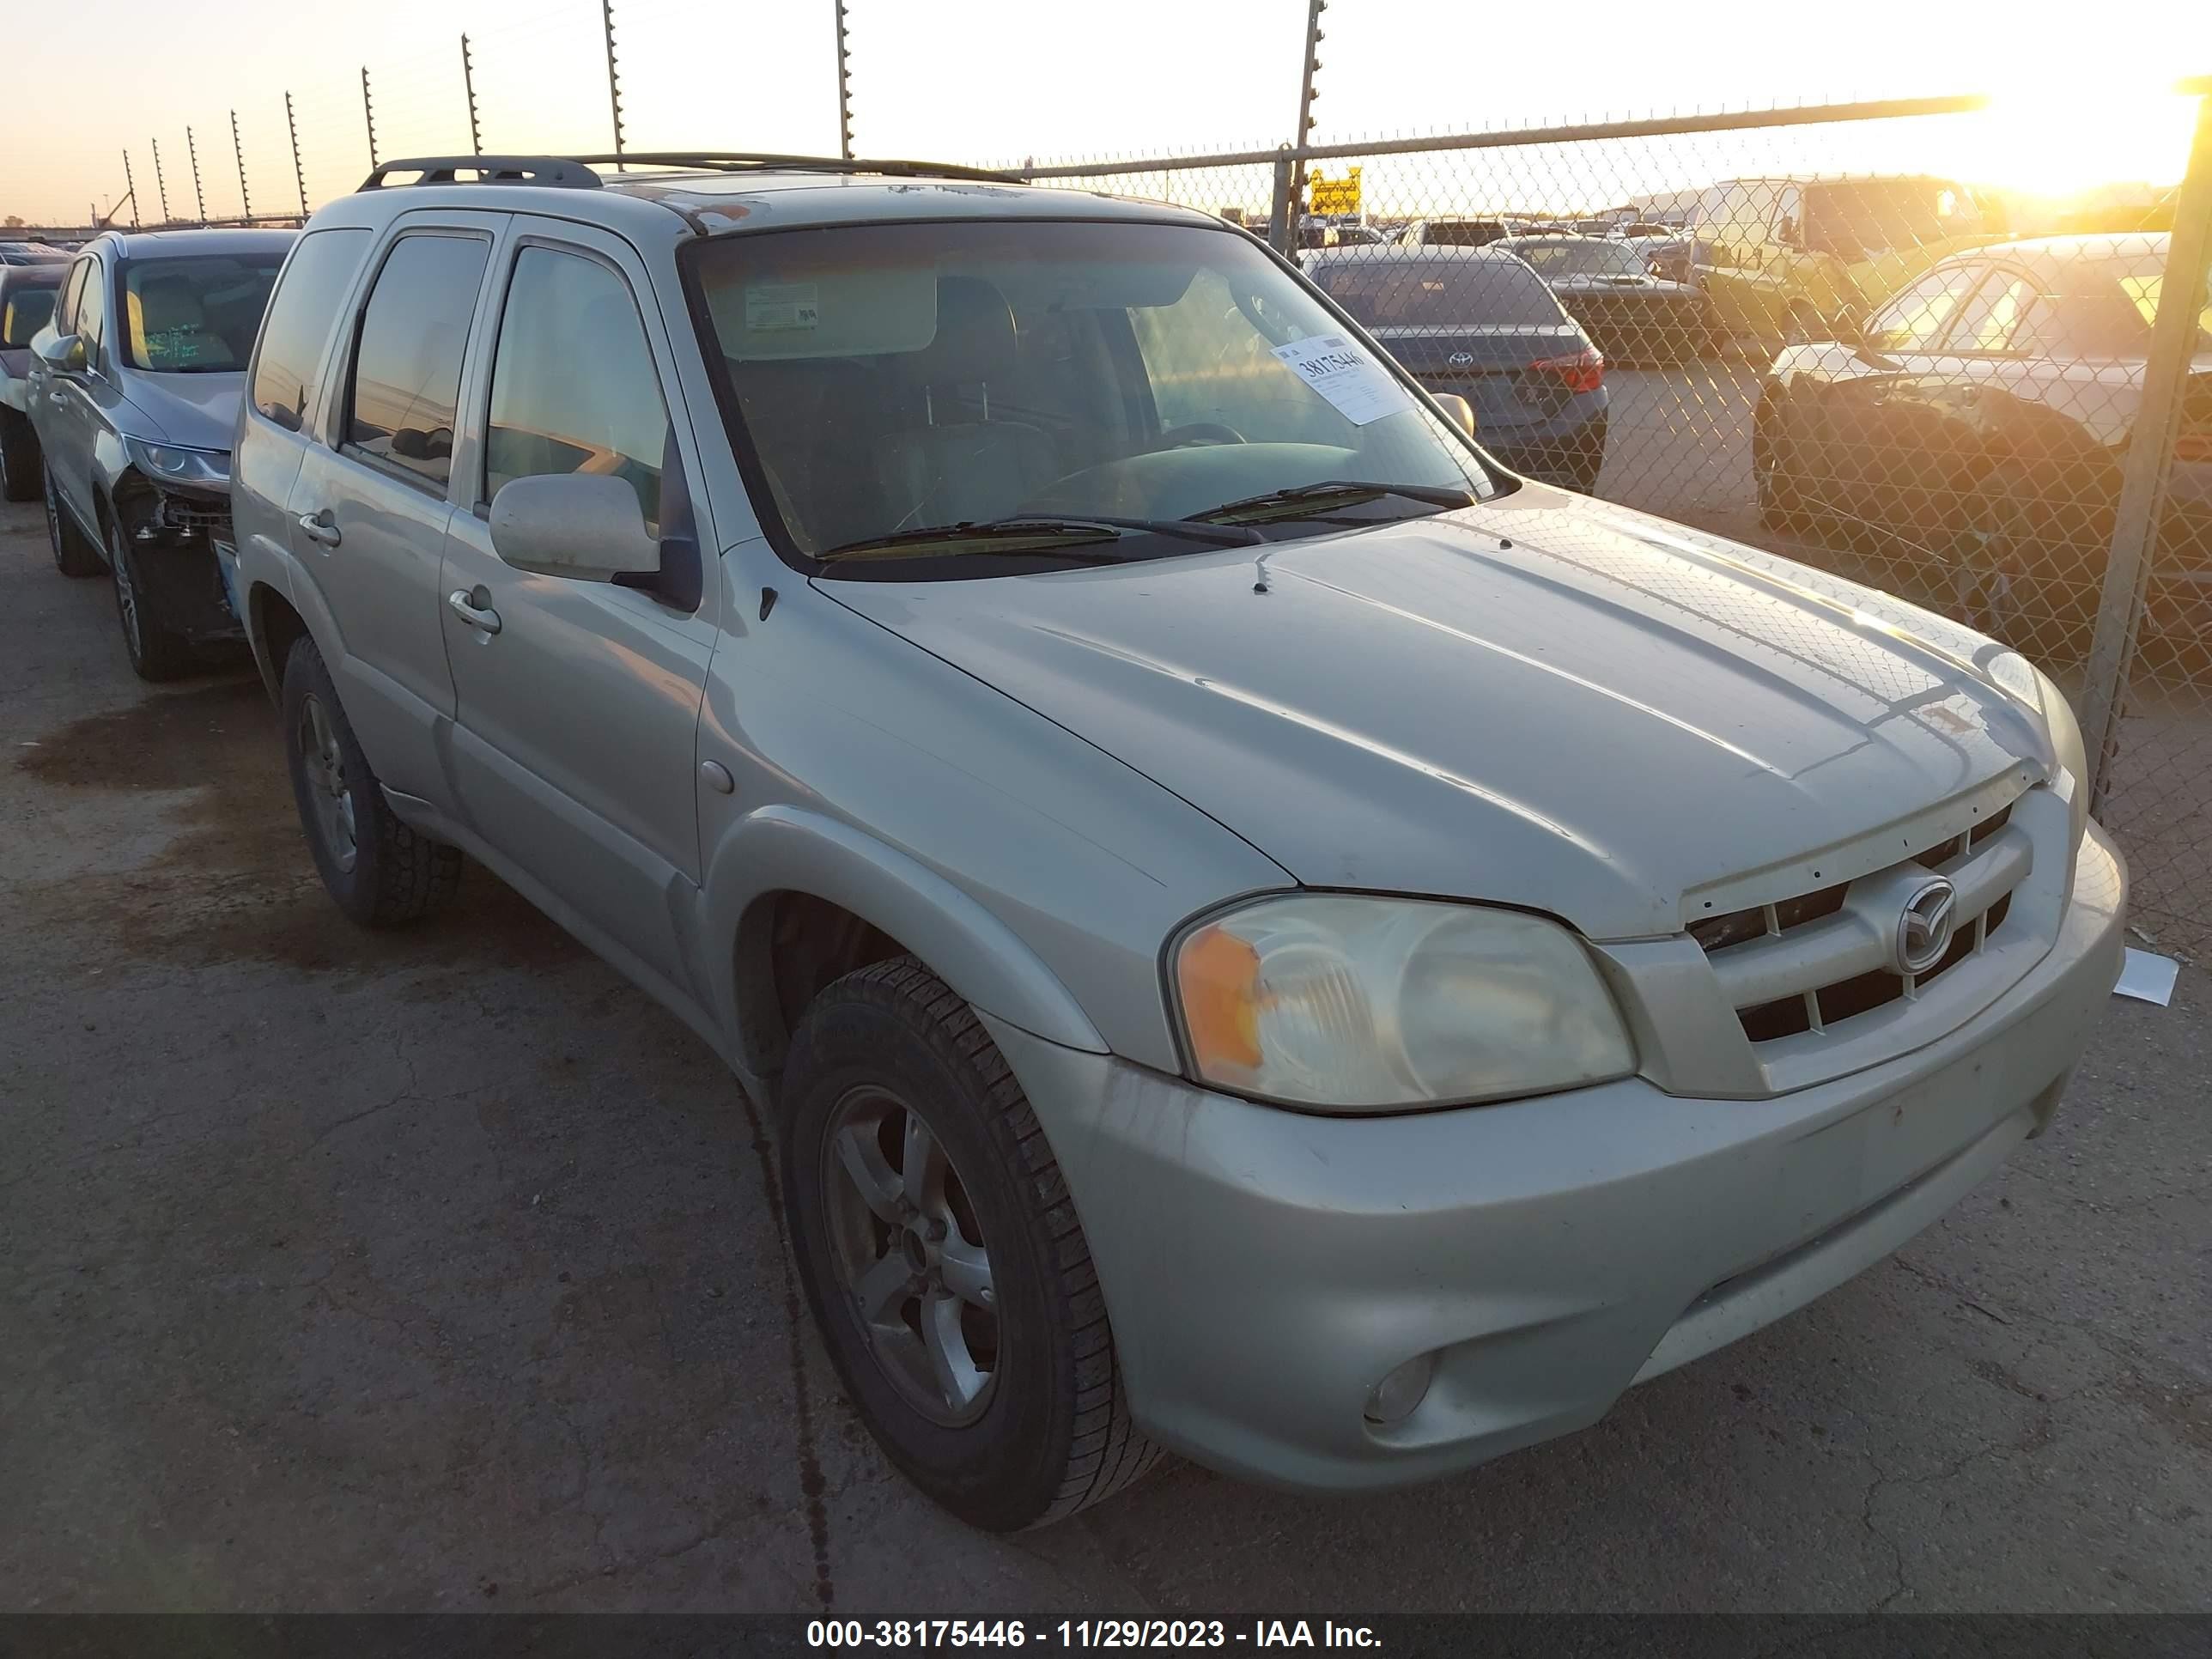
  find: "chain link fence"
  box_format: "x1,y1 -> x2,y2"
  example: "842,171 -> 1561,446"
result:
9,11 -> 2209,954
1015,95 -> 2212,956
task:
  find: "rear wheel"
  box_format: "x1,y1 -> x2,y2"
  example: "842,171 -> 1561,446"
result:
282,635 -> 464,926
0,408 -> 41,502
107,518 -> 195,681
44,463 -> 102,577
781,957 -> 1161,1531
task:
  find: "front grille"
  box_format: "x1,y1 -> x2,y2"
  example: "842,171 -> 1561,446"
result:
1695,799 -> 2027,1047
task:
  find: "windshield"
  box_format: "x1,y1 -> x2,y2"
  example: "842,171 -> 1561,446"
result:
1808,179 -> 1984,259
1312,256 -> 1565,327
688,219 -> 1496,573
120,253 -> 285,373
1500,240 -> 1649,279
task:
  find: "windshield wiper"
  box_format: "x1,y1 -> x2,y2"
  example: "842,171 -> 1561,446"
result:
1187,479 -> 1476,526
817,514 -> 1261,565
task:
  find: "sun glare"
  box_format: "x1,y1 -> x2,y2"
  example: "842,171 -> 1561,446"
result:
1969,76 -> 2200,195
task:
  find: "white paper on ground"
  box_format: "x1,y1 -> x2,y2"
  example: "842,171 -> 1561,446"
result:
2113,947 -> 2179,1006
1270,332 -> 1414,426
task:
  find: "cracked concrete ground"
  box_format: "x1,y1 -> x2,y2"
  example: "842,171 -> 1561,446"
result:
2,496 -> 2207,1614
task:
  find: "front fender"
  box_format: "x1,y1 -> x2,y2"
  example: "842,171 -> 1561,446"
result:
702,805 -> 1109,1070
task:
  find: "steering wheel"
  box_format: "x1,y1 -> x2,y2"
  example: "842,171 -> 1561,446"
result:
1158,422 -> 1248,449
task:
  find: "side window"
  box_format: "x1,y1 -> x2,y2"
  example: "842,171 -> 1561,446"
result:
74,259 -> 107,364
56,259 -> 87,334
1863,264 -> 1985,355
2,284 -> 57,348
345,233 -> 492,489
1771,184 -> 1805,249
483,246 -> 670,530
251,228 -> 372,433
1943,271 -> 2038,355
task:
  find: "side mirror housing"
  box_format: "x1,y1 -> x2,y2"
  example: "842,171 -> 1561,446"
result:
489,472 -> 661,583
34,332 -> 84,373
1432,391 -> 1478,438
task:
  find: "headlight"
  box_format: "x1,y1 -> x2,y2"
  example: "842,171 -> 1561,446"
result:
125,437 -> 229,486
1170,894 -> 1635,1111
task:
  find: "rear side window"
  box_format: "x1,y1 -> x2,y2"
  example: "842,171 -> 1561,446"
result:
345,233 -> 491,489
483,246 -> 669,528
3,283 -> 57,348
252,228 -> 371,431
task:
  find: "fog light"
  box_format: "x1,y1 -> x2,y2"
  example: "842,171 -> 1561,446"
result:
1363,1352 -> 1435,1427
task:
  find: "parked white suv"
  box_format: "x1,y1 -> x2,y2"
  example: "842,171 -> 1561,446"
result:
229,152 -> 2124,1530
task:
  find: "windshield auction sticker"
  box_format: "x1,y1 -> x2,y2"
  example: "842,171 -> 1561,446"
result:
744,283 -> 820,331
1270,333 -> 1413,425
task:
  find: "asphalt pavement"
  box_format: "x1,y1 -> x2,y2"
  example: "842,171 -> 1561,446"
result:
3,480 -> 2208,1614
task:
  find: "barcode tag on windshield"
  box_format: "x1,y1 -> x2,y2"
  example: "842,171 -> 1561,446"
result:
1270,333 -> 1413,426
744,283 -> 820,331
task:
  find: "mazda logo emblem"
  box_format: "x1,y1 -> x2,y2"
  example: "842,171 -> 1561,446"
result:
1448,351 -> 1475,367
1894,876 -> 1958,975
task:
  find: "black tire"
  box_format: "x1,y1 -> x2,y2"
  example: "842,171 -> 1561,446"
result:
106,517 -> 196,682
43,463 -> 102,577
0,408 -> 42,502
781,957 -> 1162,1531
1753,388 -> 1811,535
281,635 -> 464,927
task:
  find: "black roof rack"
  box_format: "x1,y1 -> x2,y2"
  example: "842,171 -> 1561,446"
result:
568,151 -> 1019,183
357,156 -> 605,191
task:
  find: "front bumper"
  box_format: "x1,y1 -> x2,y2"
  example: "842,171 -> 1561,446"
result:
988,821 -> 2125,1492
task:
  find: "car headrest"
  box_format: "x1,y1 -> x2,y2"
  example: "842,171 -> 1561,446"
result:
135,276 -> 206,337
909,276 -> 1018,386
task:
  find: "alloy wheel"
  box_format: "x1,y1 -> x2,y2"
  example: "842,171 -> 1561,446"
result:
110,531 -> 142,656
296,693 -> 359,875
820,1083 -> 1000,1426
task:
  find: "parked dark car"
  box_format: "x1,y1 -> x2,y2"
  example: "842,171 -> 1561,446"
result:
0,261 -> 69,500
1753,234 -> 2211,659
1309,246 -> 1608,494
0,241 -> 73,266
24,227 -> 295,678
1493,234 -> 1708,366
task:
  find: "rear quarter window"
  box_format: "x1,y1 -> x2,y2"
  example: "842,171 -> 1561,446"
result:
251,228 -> 372,432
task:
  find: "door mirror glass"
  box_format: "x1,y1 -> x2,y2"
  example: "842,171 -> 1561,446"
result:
35,332 -> 84,371
489,472 -> 662,582
1431,391 -> 1478,437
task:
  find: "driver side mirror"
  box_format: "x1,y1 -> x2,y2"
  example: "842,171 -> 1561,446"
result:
489,472 -> 661,583
34,332 -> 85,373
1431,391 -> 1478,438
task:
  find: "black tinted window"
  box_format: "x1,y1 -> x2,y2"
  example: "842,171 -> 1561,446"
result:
347,234 -> 489,487
57,260 -> 87,333
252,229 -> 369,431
1316,258 -> 1565,326
3,284 -> 57,348
75,259 -> 107,358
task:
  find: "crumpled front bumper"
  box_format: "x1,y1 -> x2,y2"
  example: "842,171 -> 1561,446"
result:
987,821 -> 2125,1493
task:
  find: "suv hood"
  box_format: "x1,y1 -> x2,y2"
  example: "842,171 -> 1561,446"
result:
113,368 -> 246,450
821,490 -> 2054,940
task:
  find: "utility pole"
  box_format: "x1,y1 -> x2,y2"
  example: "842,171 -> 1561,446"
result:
1288,0 -> 1328,233
461,34 -> 483,155
833,0 -> 855,161
601,0 -> 627,170
232,110 -> 252,221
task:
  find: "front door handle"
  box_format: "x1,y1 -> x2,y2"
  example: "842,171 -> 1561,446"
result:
298,511 -> 342,547
447,586 -> 502,635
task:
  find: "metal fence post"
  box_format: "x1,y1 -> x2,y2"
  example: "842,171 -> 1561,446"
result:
1269,148 -> 1297,255
1289,0 -> 1327,228
230,111 -> 253,222
121,149 -> 140,226
185,126 -> 208,223
151,137 -> 170,225
285,93 -> 308,218
362,67 -> 380,169
834,0 -> 855,161
601,0 -> 627,171
462,34 -> 483,156
2079,90 -> 2212,813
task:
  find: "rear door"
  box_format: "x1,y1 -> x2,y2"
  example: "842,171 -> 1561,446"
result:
285,212 -> 501,800
435,218 -> 720,991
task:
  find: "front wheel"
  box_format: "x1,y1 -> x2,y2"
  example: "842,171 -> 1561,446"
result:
281,635 -> 464,926
107,518 -> 195,681
781,957 -> 1161,1531
44,464 -> 102,577
0,408 -> 42,502
1753,390 -> 1811,534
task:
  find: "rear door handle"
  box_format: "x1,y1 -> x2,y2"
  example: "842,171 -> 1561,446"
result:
298,511 -> 342,547
447,587 -> 502,635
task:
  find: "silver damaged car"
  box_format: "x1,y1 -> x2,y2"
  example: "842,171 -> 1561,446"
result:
227,152 -> 2126,1530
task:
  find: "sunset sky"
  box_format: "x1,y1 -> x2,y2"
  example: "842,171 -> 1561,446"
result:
4,0 -> 2207,228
